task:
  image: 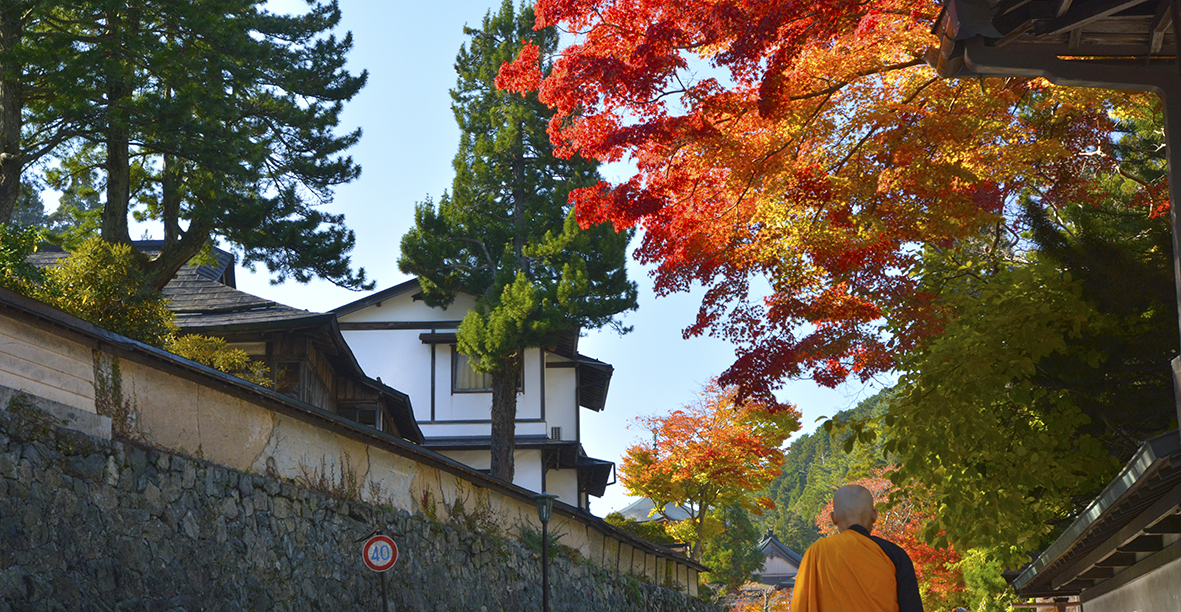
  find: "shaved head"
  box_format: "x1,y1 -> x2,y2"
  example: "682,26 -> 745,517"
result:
831,485 -> 877,532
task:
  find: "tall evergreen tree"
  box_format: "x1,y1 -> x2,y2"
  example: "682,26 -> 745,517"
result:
399,0 -> 637,482
0,0 -> 80,224
5,0 -> 370,290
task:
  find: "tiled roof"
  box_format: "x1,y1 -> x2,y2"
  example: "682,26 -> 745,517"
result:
758,532 -> 804,566
166,265 -> 326,332
617,497 -> 693,523
30,243 -> 322,332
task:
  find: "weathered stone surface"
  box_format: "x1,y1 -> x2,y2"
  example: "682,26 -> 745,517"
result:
0,408 -> 720,612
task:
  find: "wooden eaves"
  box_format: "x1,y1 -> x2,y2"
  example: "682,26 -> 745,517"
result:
1012,430 -> 1181,600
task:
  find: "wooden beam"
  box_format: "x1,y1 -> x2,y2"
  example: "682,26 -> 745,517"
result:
1047,484 -> 1181,590
1143,513 -> 1181,533
1152,0 -> 1173,53
998,0 -> 1056,34
1058,0 -> 1076,15
1117,534 -> 1164,552
997,0 -> 1038,16
1093,551 -> 1138,567
1069,27 -> 1083,48
1036,0 -> 1154,36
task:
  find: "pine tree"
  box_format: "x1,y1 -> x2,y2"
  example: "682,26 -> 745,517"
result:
5,0 -> 370,291
399,0 -> 637,482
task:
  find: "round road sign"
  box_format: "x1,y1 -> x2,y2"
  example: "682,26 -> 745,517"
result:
362,534 -> 398,572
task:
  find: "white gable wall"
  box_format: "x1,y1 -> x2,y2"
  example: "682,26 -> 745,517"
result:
543,354 -> 579,442
762,556 -> 799,577
342,288 -> 477,323
337,285 -> 595,508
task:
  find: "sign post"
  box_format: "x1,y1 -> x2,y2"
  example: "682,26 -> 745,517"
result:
362,533 -> 398,612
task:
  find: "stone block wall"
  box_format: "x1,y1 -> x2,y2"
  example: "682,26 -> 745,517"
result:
0,289 -> 704,594
0,404 -> 721,612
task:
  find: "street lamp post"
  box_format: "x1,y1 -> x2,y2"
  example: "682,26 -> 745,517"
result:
531,493 -> 559,612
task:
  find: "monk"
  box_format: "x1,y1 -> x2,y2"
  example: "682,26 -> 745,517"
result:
790,484 -> 924,612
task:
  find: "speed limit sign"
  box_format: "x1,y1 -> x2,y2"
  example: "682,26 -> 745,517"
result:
363,534 -> 398,572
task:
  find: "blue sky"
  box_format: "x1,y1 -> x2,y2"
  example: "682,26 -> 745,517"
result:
231,0 -> 894,515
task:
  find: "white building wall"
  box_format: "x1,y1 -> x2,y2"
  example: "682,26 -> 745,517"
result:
342,328 -> 432,421
544,356 -> 579,441
762,557 -> 798,577
341,290 -> 476,323
337,285 -> 596,508
546,468 -> 579,504
440,448 -> 545,494
1084,553 -> 1181,612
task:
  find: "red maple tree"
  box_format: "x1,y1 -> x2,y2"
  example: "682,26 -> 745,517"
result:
619,379 -> 798,560
498,0 -> 1148,408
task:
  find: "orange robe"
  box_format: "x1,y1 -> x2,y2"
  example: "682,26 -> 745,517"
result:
790,529 -> 899,612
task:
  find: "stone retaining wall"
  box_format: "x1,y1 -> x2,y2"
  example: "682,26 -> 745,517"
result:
0,403 -> 721,612
0,287 -> 706,594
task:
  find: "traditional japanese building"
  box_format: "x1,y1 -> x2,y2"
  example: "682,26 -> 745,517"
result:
331,279 -> 616,510
30,243 -> 423,444
755,531 -> 804,588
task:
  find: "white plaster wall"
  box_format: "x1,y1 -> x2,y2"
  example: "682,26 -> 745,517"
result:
547,468 -> 579,506
338,289 -> 476,323
1084,552 -> 1181,612
429,345 -> 541,422
543,358 -> 578,441
438,448 -> 547,497
419,421 -> 547,438
762,556 -> 798,577
342,328 -> 433,421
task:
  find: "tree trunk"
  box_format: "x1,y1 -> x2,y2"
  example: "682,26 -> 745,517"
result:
488,358 -> 522,483
138,152 -> 211,290
100,4 -> 132,245
0,1 -> 23,224
142,218 -> 211,290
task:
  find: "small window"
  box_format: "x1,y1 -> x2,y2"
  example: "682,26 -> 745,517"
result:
453,351 -> 493,392
339,404 -> 383,432
451,349 -> 523,394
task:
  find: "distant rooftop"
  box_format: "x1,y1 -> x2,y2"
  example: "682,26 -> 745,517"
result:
617,497 -> 693,523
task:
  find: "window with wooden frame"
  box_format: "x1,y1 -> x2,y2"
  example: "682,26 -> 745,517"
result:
338,402 -> 384,432
451,350 -> 522,393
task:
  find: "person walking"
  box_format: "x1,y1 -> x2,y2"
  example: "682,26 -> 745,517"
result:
790,484 -> 924,612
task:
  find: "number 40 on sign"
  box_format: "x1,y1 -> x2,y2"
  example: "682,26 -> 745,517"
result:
363,534 -> 398,572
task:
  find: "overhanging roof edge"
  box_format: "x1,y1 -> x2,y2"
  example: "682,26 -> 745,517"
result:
1013,431 -> 1180,590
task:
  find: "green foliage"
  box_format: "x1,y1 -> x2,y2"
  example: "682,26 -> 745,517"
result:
604,512 -> 677,546
294,454 -> 361,501
42,159 -> 104,247
165,335 -> 272,388
888,257 -> 1119,564
398,0 -> 637,480
700,505 -> 765,592
955,548 -> 1017,612
518,523 -> 577,560
35,237 -> 177,345
0,225 -> 45,292
8,0 -> 369,291
94,354 -> 139,440
8,235 -> 271,387
9,184 -> 48,228
868,105 -> 1176,567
